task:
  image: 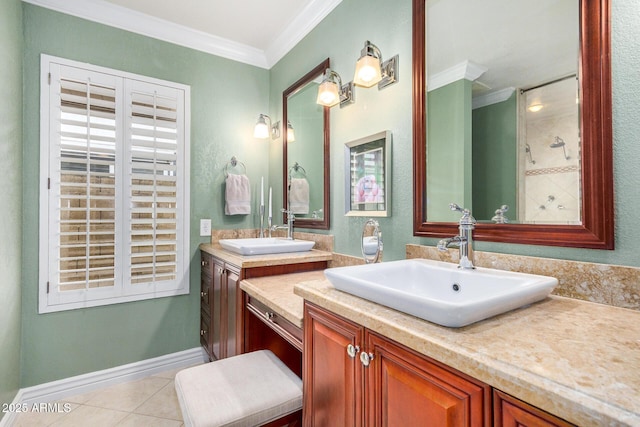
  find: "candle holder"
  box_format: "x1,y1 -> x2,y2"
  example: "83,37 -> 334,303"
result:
259,205 -> 265,238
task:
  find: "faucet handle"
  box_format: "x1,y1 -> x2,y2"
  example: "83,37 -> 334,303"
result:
449,203 -> 476,226
449,203 -> 464,213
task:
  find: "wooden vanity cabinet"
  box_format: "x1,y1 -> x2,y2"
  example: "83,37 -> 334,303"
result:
303,302 -> 491,427
493,390 -> 575,427
201,249 -> 328,362
200,252 -> 238,360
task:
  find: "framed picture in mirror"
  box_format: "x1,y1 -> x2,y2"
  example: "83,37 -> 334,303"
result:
344,131 -> 391,217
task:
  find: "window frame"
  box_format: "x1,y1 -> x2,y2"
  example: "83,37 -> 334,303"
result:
38,54 -> 191,313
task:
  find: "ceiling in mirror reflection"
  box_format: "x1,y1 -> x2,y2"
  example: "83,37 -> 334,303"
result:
427,0 -> 579,99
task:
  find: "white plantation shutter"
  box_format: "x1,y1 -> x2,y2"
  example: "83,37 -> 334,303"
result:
126,81 -> 184,291
45,64 -> 123,307
39,55 -> 190,313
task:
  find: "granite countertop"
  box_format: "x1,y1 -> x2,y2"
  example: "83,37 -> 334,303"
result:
292,277 -> 640,427
239,271 -> 323,328
199,243 -> 333,268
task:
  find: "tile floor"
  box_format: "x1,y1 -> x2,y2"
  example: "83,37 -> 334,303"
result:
13,366 -> 193,426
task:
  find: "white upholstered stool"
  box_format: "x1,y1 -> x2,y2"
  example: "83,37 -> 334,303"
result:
175,350 -> 302,427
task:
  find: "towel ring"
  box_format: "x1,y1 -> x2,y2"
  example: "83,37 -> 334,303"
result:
225,156 -> 247,177
288,162 -> 307,180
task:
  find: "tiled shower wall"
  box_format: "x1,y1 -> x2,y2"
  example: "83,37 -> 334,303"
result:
520,82 -> 580,224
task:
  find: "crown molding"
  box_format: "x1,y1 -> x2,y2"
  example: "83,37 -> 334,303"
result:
427,60 -> 488,92
23,0 -> 342,69
265,0 -> 343,67
472,87 -> 516,109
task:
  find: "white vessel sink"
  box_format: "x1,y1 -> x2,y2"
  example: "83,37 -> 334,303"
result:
219,237 -> 315,256
323,258 -> 557,328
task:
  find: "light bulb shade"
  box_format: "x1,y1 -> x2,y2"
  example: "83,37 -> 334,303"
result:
528,103 -> 544,113
253,114 -> 269,138
354,55 -> 383,87
316,80 -> 340,107
287,121 -> 295,142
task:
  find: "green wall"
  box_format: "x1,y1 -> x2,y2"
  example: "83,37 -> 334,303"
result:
0,0 -> 23,414
21,4 -> 269,387
427,80 -> 473,222
472,93 -> 517,220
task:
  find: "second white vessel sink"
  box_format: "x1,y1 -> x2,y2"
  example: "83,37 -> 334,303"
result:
324,258 -> 557,327
219,237 -> 315,256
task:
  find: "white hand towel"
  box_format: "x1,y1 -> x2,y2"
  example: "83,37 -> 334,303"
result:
225,174 -> 251,215
289,178 -> 309,214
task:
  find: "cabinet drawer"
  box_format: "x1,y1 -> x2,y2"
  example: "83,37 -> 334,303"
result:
200,252 -> 214,277
200,274 -> 211,315
200,310 -> 212,359
247,296 -> 302,351
494,389 -> 575,427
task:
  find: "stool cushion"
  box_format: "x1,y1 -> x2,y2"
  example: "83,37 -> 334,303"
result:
175,350 -> 302,427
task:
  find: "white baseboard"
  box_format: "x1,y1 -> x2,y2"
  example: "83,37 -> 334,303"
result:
0,347 -> 207,427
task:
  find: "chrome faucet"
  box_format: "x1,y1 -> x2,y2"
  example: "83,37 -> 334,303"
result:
270,208 -> 295,239
437,203 -> 476,269
491,204 -> 509,224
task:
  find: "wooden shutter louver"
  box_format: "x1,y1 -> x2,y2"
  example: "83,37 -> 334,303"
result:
128,89 -> 179,285
57,77 -> 117,292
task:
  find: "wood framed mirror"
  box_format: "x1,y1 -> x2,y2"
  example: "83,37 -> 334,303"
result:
282,58 -> 330,229
412,0 -> 613,248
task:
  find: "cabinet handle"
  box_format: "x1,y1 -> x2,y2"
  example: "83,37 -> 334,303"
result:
201,260 -> 208,267
217,267 -> 224,275
346,344 -> 360,358
200,291 -> 208,298
265,311 -> 275,320
200,329 -> 207,336
360,351 -> 374,367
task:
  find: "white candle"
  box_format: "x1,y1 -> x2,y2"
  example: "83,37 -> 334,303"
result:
260,176 -> 264,207
268,187 -> 272,218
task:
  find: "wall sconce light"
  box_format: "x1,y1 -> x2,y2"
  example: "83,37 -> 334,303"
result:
253,114 -> 280,139
286,120 -> 296,142
316,68 -> 355,108
353,40 -> 399,89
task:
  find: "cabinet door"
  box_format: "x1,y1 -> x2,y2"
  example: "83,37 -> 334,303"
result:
224,264 -> 240,358
493,390 -> 575,427
303,302 -> 365,427
211,258 -> 224,360
365,331 -> 491,427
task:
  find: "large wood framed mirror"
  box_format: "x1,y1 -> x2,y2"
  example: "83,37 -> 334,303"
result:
282,59 -> 330,229
412,0 -> 613,248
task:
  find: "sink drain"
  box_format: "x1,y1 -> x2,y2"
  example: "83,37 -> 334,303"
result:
452,283 -> 461,292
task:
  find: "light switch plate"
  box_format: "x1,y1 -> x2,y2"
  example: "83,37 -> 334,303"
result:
200,219 -> 211,237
